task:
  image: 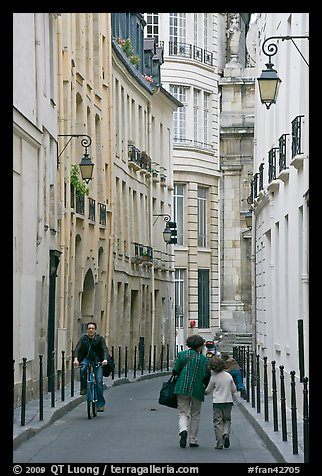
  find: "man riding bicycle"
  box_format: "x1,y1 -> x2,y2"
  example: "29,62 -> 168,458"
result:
73,322 -> 109,412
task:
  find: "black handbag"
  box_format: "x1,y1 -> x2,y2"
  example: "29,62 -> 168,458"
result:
158,374 -> 178,408
103,355 -> 115,377
158,351 -> 197,408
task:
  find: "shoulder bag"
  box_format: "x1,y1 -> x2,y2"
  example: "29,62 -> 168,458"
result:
158,352 -> 197,409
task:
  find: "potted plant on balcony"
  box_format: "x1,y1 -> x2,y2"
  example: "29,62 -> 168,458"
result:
70,164 -> 89,196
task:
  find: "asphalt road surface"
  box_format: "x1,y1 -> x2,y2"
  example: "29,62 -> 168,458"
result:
13,375 -> 278,464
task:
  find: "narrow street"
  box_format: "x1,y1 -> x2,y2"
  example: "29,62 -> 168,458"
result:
13,375 -> 277,464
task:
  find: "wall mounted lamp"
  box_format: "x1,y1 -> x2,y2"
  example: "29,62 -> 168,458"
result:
245,210 -> 253,229
257,35 -> 309,109
153,214 -> 177,244
57,134 -> 94,183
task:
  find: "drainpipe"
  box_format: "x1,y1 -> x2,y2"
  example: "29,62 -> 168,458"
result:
56,14 -> 66,331
217,91 -> 222,332
147,100 -> 156,360
104,15 -> 115,341
250,208 -> 256,352
301,189 -> 309,377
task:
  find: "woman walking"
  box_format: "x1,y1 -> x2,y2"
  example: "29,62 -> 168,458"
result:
172,335 -> 210,448
205,356 -> 236,449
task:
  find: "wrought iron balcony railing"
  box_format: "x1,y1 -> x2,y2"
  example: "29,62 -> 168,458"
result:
291,115 -> 304,158
169,41 -> 213,66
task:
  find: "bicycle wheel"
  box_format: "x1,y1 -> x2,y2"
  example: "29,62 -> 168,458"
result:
92,382 -> 97,418
87,381 -> 93,419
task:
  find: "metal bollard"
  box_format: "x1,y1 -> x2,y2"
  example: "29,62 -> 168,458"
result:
290,371 -> 298,454
111,346 -> 115,380
51,351 -> 55,408
148,346 -> 152,373
302,377 -> 309,463
256,354 -> 261,413
166,344 -> 170,371
21,357 -> 27,426
263,356 -> 269,421
61,351 -> 65,402
125,347 -> 128,378
271,361 -> 278,431
39,355 -> 44,421
71,348 -> 75,397
153,345 -> 156,373
251,352 -> 255,408
160,345 -> 164,372
246,347 -> 250,402
279,365 -> 287,441
118,346 -> 121,378
133,346 -> 137,379
241,346 -> 246,378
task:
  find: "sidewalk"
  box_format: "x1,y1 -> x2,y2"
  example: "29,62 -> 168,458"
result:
13,370 -> 305,463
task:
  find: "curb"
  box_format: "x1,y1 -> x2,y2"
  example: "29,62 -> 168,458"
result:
234,394 -> 304,464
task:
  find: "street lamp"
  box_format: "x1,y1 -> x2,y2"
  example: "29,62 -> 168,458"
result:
153,214 -> 176,244
257,35 -> 309,109
57,134 -> 94,183
245,210 -> 253,229
163,223 -> 172,243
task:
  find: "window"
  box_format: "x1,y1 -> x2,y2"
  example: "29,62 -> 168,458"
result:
194,14 -> 198,46
169,13 -> 186,43
175,269 -> 185,328
198,269 -> 209,328
198,186 -> 207,247
193,89 -> 200,143
203,93 -> 210,146
170,85 -> 188,142
203,13 -> 208,50
145,13 -> 159,42
174,183 -> 184,245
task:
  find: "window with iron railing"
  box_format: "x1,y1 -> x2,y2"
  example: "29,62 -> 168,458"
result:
88,198 -> 96,222
99,202 -> 106,226
279,133 -> 289,172
259,163 -> 264,191
253,173 -> 259,200
70,184 -> 75,209
268,148 -> 278,183
291,115 -> 304,158
76,193 -> 85,215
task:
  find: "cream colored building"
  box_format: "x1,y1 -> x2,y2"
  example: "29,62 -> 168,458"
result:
109,14 -> 181,366
145,13 -> 226,348
55,13 -> 114,377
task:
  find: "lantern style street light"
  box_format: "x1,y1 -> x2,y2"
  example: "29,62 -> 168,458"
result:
57,134 -> 94,183
245,210 -> 253,229
153,214 -> 177,244
257,35 -> 309,109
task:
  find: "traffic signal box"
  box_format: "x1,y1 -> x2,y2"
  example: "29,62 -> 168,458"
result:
167,221 -> 177,244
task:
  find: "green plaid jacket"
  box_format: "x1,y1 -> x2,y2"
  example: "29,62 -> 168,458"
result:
172,349 -> 210,401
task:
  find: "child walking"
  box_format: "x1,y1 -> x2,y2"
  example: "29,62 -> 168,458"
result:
205,356 -> 237,450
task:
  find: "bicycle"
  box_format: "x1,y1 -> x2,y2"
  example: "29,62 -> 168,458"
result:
80,361 -> 102,419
